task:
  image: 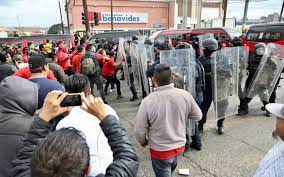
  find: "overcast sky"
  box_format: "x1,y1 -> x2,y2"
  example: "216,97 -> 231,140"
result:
0,0 -> 282,27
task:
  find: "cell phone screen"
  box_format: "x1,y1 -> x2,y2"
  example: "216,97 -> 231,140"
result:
60,94 -> 82,107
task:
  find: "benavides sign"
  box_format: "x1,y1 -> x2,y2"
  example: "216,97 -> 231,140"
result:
98,12 -> 148,24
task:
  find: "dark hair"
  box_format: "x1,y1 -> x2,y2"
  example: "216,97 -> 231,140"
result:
46,39 -> 50,43
98,49 -> 105,55
107,50 -> 114,57
85,44 -> 94,52
39,44 -> 45,51
31,128 -> 90,177
153,64 -> 172,86
48,52 -> 56,60
77,46 -> 84,53
0,52 -> 7,63
64,74 -> 90,94
28,42 -> 34,47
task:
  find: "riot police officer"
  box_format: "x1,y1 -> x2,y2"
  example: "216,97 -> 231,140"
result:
198,38 -> 231,135
176,42 -> 204,150
238,43 -> 280,117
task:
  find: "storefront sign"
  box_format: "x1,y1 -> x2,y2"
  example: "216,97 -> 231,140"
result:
100,12 -> 148,24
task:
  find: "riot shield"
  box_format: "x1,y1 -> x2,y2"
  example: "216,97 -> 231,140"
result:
137,35 -> 147,44
160,49 -> 196,96
137,44 -> 152,95
160,49 -> 196,136
117,38 -> 130,86
238,46 -> 249,98
246,43 -> 284,102
129,42 -> 142,89
198,33 -> 214,56
212,47 -> 239,120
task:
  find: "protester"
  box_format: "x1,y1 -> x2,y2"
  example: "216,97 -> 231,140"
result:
13,65 -> 57,80
72,45 -> 85,73
254,103 -> 284,176
56,74 -> 119,175
12,91 -> 139,177
82,43 -> 108,103
135,64 -> 202,177
0,76 -> 38,177
102,50 -> 122,99
47,52 -> 67,83
28,54 -> 64,108
57,43 -> 74,75
13,54 -> 29,69
0,51 -> 18,82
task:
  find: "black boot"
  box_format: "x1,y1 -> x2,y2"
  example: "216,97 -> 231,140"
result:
217,127 -> 224,135
237,109 -> 248,116
130,93 -> 139,101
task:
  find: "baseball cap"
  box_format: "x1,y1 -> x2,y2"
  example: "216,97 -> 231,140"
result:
266,103 -> 284,118
28,54 -> 50,69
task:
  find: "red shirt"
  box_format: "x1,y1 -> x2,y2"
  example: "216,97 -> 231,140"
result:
57,51 -> 72,70
13,66 -> 57,80
150,146 -> 185,160
96,53 -> 104,64
102,57 -> 116,77
72,53 -> 83,73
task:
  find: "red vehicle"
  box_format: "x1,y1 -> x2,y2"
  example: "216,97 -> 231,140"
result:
149,28 -> 241,47
243,23 -> 284,52
12,34 -> 75,49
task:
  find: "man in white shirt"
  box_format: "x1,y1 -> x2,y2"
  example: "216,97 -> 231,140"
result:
56,74 -> 119,176
254,103 -> 284,177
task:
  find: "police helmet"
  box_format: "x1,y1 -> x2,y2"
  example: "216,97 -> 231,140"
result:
202,38 -> 219,51
175,42 -> 191,49
144,39 -> 153,45
254,43 -> 267,56
131,35 -> 138,41
230,37 -> 243,46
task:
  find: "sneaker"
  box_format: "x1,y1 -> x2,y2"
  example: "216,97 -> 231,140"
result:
261,106 -> 266,111
117,95 -> 123,99
266,110 -> 271,117
110,89 -> 115,93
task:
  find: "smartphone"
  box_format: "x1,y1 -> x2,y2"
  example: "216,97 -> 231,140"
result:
60,93 -> 82,107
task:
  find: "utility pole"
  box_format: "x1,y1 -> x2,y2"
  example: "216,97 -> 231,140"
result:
82,0 -> 90,38
58,0 -> 64,34
182,0 -> 188,29
110,0 -> 114,31
242,0 -> 250,32
65,0 -> 71,34
222,0 -> 228,27
279,0 -> 284,22
17,15 -> 21,28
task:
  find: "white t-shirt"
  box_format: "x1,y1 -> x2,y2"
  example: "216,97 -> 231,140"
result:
56,105 -> 119,176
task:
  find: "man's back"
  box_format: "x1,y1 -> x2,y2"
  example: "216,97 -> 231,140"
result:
30,78 -> 64,108
135,83 -> 202,151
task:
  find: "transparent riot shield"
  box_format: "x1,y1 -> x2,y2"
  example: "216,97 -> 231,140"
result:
246,43 -> 284,102
212,47 -> 239,120
238,46 -> 249,98
117,38 -> 130,86
160,49 -> 196,136
137,35 -> 147,44
198,33 -> 214,56
138,44 -> 152,95
129,42 -> 142,89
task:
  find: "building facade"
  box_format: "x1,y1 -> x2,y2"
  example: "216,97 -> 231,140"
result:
67,0 -> 223,33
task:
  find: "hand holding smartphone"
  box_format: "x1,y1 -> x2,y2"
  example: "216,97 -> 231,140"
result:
60,93 -> 82,107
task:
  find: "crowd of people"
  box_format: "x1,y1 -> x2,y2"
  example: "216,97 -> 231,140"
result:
0,32 -> 283,177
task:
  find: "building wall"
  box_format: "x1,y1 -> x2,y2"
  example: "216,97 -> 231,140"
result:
68,0 -> 173,31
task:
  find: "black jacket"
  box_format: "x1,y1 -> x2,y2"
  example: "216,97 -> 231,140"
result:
0,76 -> 38,177
12,115 -> 139,177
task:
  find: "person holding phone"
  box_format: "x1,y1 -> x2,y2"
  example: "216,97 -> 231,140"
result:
12,90 -> 139,177
56,74 -> 119,175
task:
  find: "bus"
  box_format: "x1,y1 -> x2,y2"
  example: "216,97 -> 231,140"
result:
243,23 -> 284,52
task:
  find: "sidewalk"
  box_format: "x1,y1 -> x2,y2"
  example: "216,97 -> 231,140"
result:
105,80 -> 284,177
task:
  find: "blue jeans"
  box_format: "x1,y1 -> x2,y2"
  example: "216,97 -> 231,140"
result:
151,156 -> 178,177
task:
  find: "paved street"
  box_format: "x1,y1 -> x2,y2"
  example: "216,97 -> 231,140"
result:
102,78 -> 284,177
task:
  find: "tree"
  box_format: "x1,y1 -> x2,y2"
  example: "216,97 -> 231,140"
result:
47,24 -> 62,34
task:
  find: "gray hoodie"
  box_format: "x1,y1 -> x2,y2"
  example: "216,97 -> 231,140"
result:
0,76 -> 38,177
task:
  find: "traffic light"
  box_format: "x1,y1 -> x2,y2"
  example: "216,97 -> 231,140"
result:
81,12 -> 85,25
94,12 -> 99,26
